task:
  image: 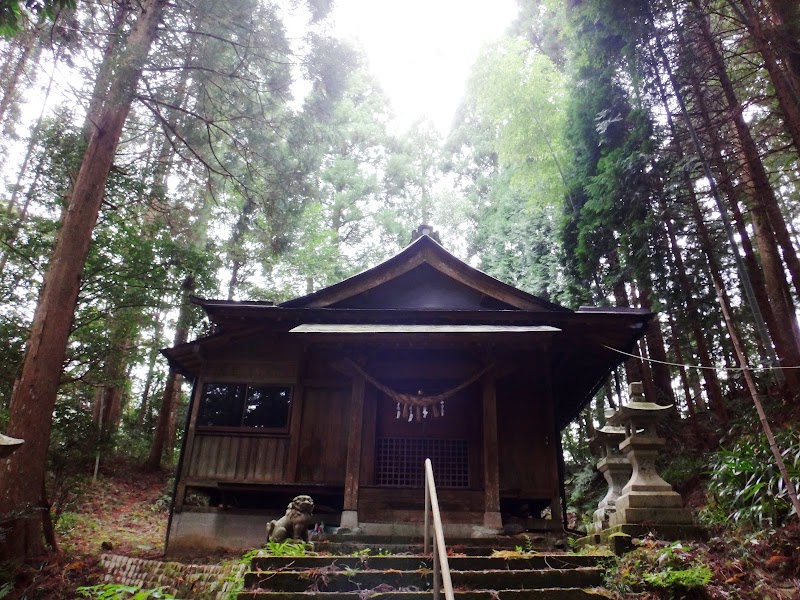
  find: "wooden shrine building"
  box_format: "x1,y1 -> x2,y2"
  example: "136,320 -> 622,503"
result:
162,227 -> 652,554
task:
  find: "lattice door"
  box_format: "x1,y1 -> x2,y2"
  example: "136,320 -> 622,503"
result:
375,437 -> 469,488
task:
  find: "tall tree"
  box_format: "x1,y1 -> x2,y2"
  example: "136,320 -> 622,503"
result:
447,35 -> 571,300
0,0 -> 167,560
0,0 -> 75,34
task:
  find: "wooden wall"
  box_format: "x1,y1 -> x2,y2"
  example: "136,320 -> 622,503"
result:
187,434 -> 288,483
358,487 -> 484,524
179,340 -> 354,496
178,337 -> 559,521
496,370 -> 557,501
295,386 -> 350,484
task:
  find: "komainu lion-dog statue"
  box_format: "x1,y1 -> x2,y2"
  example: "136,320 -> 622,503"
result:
266,495 -> 315,543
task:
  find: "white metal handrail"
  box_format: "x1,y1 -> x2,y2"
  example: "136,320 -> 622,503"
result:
423,458 -> 455,600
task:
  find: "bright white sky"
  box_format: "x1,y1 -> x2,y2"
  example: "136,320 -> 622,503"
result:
330,0 -> 518,134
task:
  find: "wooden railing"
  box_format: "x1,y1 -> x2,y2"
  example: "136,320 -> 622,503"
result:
423,458 -> 455,600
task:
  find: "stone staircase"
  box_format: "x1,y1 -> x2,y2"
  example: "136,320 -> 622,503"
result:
237,536 -> 613,599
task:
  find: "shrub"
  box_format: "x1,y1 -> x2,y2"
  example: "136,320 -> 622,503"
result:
77,585 -> 175,599
265,540 -> 308,556
609,540 -> 713,597
642,564 -> 712,590
705,426 -> 800,527
565,461 -> 604,531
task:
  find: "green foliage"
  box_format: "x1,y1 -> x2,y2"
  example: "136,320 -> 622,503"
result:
265,540 -> 308,557
570,542 -> 614,557
609,540 -> 713,596
49,395 -> 102,477
564,461 -> 604,532
705,426 -> 800,526
642,564 -> 712,590
238,547 -> 263,565
561,410 -> 605,530
77,585 -> 175,600
660,452 -> 707,491
152,476 -> 174,513
0,0 -> 75,35
448,35 -> 571,301
467,37 -> 569,201
553,0 -> 668,306
54,510 -> 83,534
47,394 -> 104,527
519,535 -> 536,554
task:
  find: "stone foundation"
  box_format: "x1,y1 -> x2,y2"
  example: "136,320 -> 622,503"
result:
167,509 -> 270,556
167,508 -> 516,555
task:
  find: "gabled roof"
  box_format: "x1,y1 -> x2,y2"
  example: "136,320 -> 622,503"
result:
280,234 -> 570,312
163,232 -> 654,430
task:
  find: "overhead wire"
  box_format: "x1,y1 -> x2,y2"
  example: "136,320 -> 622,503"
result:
602,345 -> 800,372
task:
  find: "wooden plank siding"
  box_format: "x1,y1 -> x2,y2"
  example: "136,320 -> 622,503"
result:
358,487 -> 483,524
296,386 -> 350,484
187,434 -> 288,483
496,372 -> 555,501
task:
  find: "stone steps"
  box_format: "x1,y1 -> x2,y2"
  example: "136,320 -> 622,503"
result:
240,591 -> 612,600
251,555 -> 602,572
309,535 -> 565,557
243,567 -> 603,592
238,544 -> 612,599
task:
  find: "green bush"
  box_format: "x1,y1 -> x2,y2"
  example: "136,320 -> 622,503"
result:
642,564 -> 712,589
706,426 -> 799,527
660,452 -> 707,490
77,585 -> 175,599
565,461 -> 604,530
609,540 -> 713,597
265,540 -> 308,556
0,582 -> 12,599
47,395 -> 104,529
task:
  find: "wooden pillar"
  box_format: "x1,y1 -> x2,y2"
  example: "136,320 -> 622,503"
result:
482,373 -> 502,529
174,376 -> 203,510
286,351 -> 308,482
341,373 -> 365,528
543,357 -> 564,529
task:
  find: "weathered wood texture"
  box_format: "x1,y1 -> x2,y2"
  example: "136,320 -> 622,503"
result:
203,360 -> 297,382
187,434 -> 288,482
496,374 -> 556,499
359,383 -> 378,485
482,374 -> 500,513
366,352 -> 486,380
358,487 -> 483,523
343,374 -> 365,511
296,386 -> 350,484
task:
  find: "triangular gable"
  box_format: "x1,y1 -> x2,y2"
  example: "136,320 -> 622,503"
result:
280,234 -> 570,312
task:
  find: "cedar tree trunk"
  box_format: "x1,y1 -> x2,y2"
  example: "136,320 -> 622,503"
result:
145,275 -> 194,470
692,2 -> 800,302
0,0 -> 167,561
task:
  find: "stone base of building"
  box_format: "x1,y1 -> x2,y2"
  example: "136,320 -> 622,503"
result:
167,508 -> 554,556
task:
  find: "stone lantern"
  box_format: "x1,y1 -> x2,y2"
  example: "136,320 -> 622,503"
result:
591,410 -> 631,534
0,433 -> 24,459
608,383 -> 692,527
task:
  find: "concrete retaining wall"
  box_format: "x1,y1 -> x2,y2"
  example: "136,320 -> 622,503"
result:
167,510 -> 268,556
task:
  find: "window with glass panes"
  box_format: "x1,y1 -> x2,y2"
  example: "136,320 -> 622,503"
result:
197,383 -> 291,430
